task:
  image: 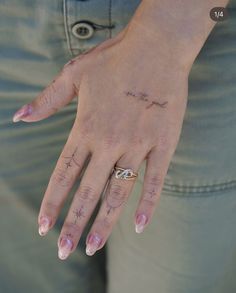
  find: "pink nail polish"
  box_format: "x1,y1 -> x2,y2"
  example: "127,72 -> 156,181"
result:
58,237 -> 73,260
38,216 -> 51,236
135,214 -> 148,233
86,233 -> 102,256
12,104 -> 32,122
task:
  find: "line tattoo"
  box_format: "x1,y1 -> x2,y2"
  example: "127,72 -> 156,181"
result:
62,146 -> 80,169
124,90 -> 168,109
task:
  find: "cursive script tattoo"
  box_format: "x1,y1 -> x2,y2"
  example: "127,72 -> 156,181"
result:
124,90 -> 168,109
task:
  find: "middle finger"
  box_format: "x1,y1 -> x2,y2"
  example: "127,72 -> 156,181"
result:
57,150 -> 118,260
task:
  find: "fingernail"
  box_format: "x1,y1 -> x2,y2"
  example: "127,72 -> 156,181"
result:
38,216 -> 51,236
12,104 -> 32,122
86,233 -> 102,256
135,214 -> 148,233
58,237 -> 73,260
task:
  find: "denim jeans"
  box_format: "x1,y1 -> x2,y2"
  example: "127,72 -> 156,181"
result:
0,1 -> 236,292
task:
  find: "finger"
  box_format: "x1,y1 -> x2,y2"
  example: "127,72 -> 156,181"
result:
12,59 -> 82,123
57,151 -> 118,260
134,145 -> 173,234
38,125 -> 90,236
85,150 -> 145,256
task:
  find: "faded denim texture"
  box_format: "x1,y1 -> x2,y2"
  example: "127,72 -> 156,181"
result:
0,0 -> 236,292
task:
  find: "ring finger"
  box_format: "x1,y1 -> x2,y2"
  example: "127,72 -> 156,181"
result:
84,150 -> 146,256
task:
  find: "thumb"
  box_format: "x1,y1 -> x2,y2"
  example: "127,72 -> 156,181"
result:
12,60 -> 83,123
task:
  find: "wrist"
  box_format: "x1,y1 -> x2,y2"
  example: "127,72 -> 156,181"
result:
125,0 -> 229,71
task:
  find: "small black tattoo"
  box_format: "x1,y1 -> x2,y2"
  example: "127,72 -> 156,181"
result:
62,147 -> 80,169
148,188 -> 156,198
146,101 -> 168,109
73,206 -> 85,224
65,233 -> 73,239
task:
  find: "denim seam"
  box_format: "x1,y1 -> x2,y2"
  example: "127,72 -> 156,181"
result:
108,0 -> 112,38
63,0 -> 73,57
162,180 -> 236,195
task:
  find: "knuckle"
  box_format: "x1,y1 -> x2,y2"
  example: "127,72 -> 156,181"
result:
44,200 -> 61,213
38,92 -> 52,109
77,185 -> 97,202
109,184 -> 127,200
63,222 -> 81,235
39,82 -> 58,108
141,198 -> 156,208
102,133 -> 121,149
96,216 -> 112,230
148,174 -> 164,188
51,167 -> 74,187
106,184 -> 127,210
130,134 -> 146,147
78,114 -> 94,140
157,133 -> 169,152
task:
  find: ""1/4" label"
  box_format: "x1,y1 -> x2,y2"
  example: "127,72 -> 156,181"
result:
210,7 -> 228,21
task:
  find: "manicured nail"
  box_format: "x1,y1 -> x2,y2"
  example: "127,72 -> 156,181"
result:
38,216 -> 51,236
12,104 -> 32,122
86,233 -> 102,256
135,214 -> 148,233
58,237 -> 73,260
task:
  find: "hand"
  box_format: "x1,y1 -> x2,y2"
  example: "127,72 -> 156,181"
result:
12,25 -> 189,260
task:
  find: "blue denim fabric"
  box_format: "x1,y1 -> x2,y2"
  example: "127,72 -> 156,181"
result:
0,0 -> 236,292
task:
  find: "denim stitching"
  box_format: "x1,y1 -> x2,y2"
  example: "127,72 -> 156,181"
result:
162,186 -> 236,198
108,0 -> 112,38
63,0 -> 73,56
162,180 -> 236,196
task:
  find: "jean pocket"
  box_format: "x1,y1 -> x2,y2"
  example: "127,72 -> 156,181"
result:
63,0 -> 141,56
